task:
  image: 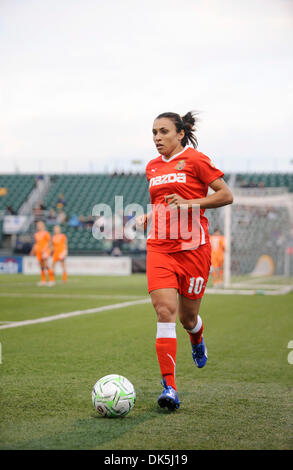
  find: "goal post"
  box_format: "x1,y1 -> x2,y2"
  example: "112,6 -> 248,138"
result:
207,189 -> 293,293
223,202 -> 231,288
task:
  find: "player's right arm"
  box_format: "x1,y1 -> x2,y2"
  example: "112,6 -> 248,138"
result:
136,212 -> 152,230
137,161 -> 155,229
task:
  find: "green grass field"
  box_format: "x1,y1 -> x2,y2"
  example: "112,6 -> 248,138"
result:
0,274 -> 292,450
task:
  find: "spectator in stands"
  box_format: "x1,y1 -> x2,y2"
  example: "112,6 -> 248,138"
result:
95,214 -> 105,230
239,179 -> 249,188
92,214 -> 105,239
92,214 -> 113,239
56,193 -> 66,210
124,217 -> 136,241
0,187 -> 8,196
111,245 -> 122,256
35,175 -> 44,188
78,215 -> 86,227
56,208 -> 67,224
114,211 -> 123,237
5,205 -> 16,215
14,235 -> 32,254
75,214 -> 94,229
84,215 -> 94,229
33,202 -> 46,221
68,213 -> 81,228
46,208 -> 57,225
24,235 -> 33,253
123,213 -> 132,224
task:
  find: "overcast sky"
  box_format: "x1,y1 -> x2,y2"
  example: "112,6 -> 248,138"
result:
0,0 -> 292,174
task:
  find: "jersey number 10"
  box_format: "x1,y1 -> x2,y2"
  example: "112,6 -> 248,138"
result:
188,277 -> 204,295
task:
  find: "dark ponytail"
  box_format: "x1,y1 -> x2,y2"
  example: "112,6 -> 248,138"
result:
156,111 -> 199,148
181,111 -> 198,148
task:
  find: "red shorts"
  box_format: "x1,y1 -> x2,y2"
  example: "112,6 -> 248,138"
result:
147,243 -> 211,300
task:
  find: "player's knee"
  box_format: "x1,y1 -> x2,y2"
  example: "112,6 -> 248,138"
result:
180,315 -> 198,331
152,300 -> 176,322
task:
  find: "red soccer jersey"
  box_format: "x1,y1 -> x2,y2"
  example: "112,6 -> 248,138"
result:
145,146 -> 224,253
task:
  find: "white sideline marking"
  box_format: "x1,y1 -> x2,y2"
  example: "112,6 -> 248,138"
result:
230,282 -> 292,289
0,293 -> 145,300
206,285 -> 293,295
0,298 -> 151,330
0,282 -> 40,287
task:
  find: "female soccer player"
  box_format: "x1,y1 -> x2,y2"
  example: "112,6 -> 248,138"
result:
51,224 -> 68,283
210,228 -> 226,287
30,220 -> 55,286
138,111 -> 233,411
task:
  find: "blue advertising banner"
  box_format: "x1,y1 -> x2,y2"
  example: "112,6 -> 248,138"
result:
0,256 -> 23,274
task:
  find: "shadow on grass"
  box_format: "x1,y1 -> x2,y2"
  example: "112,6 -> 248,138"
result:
1,405 -> 176,450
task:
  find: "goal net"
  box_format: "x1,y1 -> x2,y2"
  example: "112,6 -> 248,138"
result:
206,188 -> 293,295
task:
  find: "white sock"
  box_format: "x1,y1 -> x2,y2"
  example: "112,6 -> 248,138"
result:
187,315 -> 202,334
156,322 -> 176,339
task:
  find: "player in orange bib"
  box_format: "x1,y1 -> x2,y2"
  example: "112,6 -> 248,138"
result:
210,228 -> 225,287
30,220 -> 55,286
52,225 -> 68,283
137,111 -> 233,411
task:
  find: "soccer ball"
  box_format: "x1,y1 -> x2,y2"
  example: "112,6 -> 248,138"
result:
92,374 -> 136,418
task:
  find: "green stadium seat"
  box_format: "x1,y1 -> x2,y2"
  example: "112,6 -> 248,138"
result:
0,175 -> 35,212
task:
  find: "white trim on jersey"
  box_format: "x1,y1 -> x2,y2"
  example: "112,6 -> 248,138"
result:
161,145 -> 190,163
200,223 -> 205,245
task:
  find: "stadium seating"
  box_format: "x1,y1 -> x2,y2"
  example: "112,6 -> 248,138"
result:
0,220 -> 2,248
43,174 -> 150,253
1,172 -> 292,255
0,175 -> 36,213
44,174 -> 150,214
236,173 -> 293,191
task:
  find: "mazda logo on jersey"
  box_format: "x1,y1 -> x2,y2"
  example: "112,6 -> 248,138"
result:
149,173 -> 186,187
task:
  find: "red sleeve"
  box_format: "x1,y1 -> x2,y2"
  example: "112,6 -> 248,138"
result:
193,152 -> 224,185
145,162 -> 152,182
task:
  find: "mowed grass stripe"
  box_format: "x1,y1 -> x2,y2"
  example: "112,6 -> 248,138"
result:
0,293 -> 146,300
0,274 -> 292,450
0,298 -> 151,330
0,297 -> 138,322
0,274 -> 150,322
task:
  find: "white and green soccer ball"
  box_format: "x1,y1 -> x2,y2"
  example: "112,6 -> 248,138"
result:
92,374 -> 136,418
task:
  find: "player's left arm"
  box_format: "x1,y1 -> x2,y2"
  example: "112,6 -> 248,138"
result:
165,178 -> 233,209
